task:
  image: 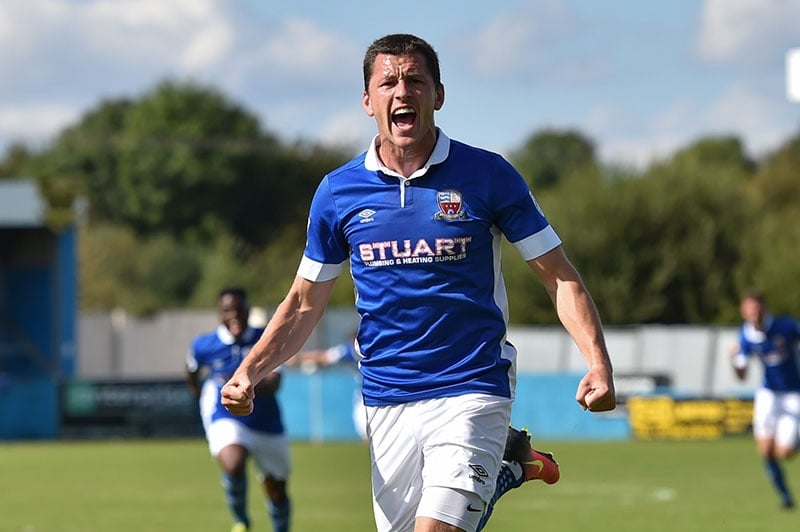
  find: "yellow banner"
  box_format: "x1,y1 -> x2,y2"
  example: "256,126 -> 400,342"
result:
627,396 -> 753,440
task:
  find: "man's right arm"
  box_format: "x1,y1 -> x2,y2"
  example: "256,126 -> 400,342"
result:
187,368 -> 201,398
186,346 -> 202,398
729,341 -> 748,381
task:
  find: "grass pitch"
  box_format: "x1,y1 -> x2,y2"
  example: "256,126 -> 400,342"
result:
0,437 -> 797,531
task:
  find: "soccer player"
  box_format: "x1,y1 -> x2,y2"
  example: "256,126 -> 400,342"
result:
731,291 -> 800,510
187,287 -> 291,532
222,33 -> 615,532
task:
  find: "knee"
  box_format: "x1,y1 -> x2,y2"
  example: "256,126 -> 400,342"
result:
217,444 -> 249,476
757,439 -> 777,459
264,477 -> 288,502
220,461 -> 247,477
775,447 -> 795,460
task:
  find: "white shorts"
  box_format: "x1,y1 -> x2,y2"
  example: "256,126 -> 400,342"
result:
353,392 -> 368,441
366,393 -> 513,532
753,387 -> 800,449
205,418 -> 291,480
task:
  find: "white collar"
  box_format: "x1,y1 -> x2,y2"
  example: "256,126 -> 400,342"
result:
364,128 -> 451,179
743,315 -> 773,343
215,324 -> 255,345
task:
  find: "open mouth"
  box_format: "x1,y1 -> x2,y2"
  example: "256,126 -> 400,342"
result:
392,107 -> 416,129
227,319 -> 244,336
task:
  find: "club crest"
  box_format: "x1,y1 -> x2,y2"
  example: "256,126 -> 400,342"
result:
434,190 -> 467,220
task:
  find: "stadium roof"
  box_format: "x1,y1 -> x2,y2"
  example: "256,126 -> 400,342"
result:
0,179 -> 46,227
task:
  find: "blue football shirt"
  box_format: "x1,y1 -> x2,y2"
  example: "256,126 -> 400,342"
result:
298,130 -> 561,406
738,316 -> 800,392
188,325 -> 285,434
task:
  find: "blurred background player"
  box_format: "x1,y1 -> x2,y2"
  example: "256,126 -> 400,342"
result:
287,333 -> 367,442
187,287 -> 291,531
730,290 -> 800,509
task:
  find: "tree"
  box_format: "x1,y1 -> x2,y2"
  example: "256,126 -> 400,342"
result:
15,79 -> 359,313
28,99 -> 132,222
734,133 -> 800,316
106,81 -> 269,240
0,143 -> 34,177
505,134 -> 757,325
222,140 -> 352,247
13,76 -> 799,322
25,80 -> 352,249
510,129 -> 597,190
28,81 -> 271,242
79,223 -> 202,314
670,135 -> 754,172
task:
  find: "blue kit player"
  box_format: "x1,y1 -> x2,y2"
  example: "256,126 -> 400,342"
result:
187,287 -> 291,532
731,291 -> 800,509
222,33 -> 615,532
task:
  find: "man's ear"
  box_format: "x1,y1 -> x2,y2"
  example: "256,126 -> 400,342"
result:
434,84 -> 445,111
362,90 -> 375,117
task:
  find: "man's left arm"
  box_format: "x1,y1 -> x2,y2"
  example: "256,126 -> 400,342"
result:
527,246 -> 616,412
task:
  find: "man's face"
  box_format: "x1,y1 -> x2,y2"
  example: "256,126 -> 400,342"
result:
218,294 -> 249,339
740,297 -> 765,327
362,52 -> 444,150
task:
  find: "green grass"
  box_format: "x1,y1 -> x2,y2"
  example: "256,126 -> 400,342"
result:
0,437 -> 797,531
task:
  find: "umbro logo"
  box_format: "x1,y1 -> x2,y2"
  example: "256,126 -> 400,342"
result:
468,463 -> 489,485
358,209 -> 376,223
469,464 -> 489,477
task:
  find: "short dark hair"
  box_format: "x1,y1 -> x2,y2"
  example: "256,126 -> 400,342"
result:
363,33 -> 441,91
218,286 -> 247,301
741,290 -> 765,304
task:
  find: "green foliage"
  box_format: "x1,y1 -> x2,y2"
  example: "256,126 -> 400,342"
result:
33,98 -> 133,223
733,133 -> 800,316
511,128 -> 596,190
188,228 -> 305,309
7,146 -> 85,231
507,134 -> 768,325
37,171 -> 85,231
24,80 -> 343,248
186,232 -> 263,308
79,223 -> 151,312
138,234 -> 202,306
0,143 -> 34,177
749,133 -> 800,213
671,135 -> 754,171
738,210 -> 800,317
3,76 -> 798,323
114,81 -> 263,239
538,144 -> 754,324
8,79 -> 356,315
79,223 -> 201,314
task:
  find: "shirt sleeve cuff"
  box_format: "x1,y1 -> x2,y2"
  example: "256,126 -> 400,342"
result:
297,255 -> 344,282
511,226 -> 562,261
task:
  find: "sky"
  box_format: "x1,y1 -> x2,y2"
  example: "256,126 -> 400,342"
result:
1,0 -> 799,168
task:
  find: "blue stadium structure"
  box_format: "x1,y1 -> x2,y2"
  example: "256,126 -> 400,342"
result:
0,179 -> 77,439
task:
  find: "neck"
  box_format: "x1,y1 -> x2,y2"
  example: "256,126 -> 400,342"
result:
378,129 -> 437,177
